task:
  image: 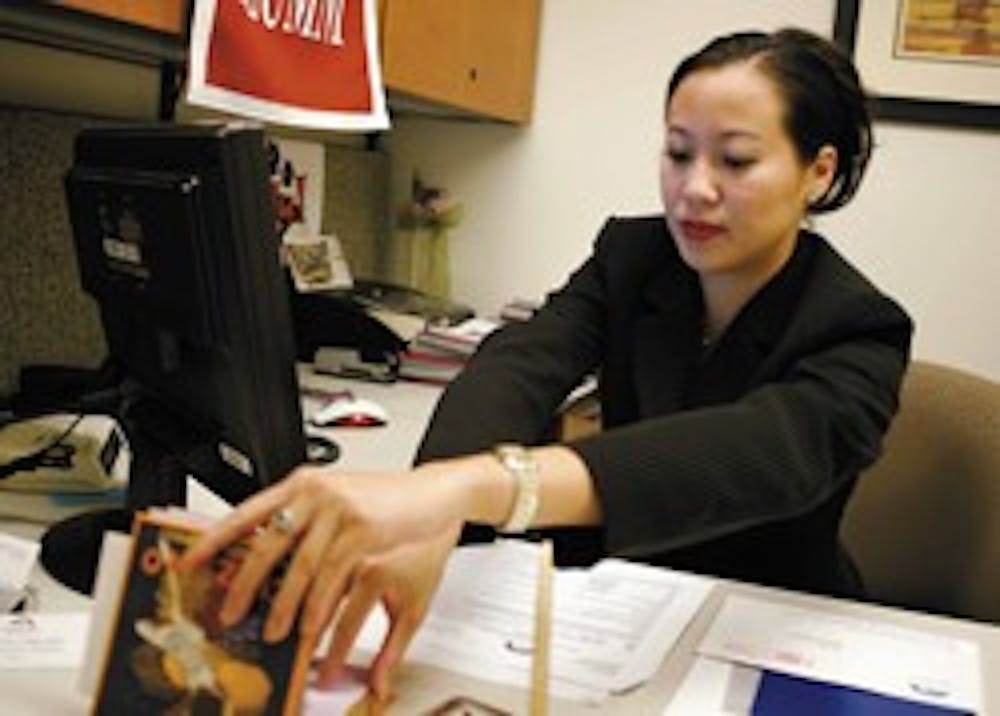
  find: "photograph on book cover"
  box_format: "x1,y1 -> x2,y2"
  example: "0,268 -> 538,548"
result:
92,516 -> 303,715
834,0 -> 1000,128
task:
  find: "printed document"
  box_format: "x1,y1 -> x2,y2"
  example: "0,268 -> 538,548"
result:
354,540 -> 713,703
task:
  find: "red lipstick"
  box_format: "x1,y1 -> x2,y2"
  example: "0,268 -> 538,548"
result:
679,220 -> 725,242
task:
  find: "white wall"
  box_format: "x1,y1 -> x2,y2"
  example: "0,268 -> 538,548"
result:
384,0 -> 999,381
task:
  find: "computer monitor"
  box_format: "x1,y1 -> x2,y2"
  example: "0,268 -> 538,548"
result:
63,122 -> 309,506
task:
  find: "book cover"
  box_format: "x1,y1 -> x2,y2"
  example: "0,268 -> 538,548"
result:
92,512 -> 308,715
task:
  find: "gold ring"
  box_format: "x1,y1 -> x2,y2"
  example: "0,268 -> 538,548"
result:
269,507 -> 297,535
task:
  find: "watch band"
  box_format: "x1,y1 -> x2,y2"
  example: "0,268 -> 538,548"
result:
494,443 -> 539,534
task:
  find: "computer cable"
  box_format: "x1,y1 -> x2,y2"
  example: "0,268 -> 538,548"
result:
0,414 -> 83,481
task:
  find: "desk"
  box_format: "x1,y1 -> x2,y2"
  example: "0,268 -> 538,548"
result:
297,367 -> 444,472
3,374 -> 1000,715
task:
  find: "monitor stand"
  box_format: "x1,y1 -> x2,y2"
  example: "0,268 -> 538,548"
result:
39,507 -> 133,595
37,397 -> 192,596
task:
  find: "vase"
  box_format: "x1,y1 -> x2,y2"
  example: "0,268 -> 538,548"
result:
395,226 -> 451,299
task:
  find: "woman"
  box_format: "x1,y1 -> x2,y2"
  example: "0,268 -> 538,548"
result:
182,28 -> 912,700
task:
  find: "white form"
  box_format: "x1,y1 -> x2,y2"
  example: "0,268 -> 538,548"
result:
698,595 -> 982,713
0,612 -> 89,669
354,540 -> 713,704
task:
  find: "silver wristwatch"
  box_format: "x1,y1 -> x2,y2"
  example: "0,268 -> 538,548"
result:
494,443 -> 540,534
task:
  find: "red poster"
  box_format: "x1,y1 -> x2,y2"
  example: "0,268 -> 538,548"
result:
188,0 -> 388,130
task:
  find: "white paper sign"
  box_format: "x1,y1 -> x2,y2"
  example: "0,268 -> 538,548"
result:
698,595 -> 982,713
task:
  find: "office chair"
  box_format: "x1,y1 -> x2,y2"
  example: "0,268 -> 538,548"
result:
841,360 -> 1000,623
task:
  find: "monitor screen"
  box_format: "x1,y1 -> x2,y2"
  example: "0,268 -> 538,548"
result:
64,123 -> 307,505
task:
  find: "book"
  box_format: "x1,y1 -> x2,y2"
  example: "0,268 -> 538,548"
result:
409,317 -> 501,358
91,511 -> 309,716
397,349 -> 466,385
499,297 -> 541,323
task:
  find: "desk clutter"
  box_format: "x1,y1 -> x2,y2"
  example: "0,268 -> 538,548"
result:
0,509 -> 991,714
294,282 -> 541,387
398,317 -> 503,384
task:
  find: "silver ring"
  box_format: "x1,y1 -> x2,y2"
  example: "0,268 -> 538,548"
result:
269,507 -> 297,536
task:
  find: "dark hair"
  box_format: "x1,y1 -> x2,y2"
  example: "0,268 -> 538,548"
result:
667,28 -> 872,214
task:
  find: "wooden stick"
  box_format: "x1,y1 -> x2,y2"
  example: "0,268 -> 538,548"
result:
530,540 -> 554,716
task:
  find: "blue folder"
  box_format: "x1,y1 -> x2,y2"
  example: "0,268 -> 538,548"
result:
752,671 -> 973,716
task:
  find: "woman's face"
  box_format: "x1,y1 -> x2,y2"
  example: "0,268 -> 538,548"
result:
660,61 -> 834,285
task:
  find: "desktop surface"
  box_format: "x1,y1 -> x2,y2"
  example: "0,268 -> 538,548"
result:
4,374 -> 999,714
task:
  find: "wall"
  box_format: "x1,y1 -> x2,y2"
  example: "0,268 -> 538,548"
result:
384,0 -> 999,381
0,33 -> 163,397
0,108 -> 108,396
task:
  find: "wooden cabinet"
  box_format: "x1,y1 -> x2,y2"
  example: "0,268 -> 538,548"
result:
54,0 -> 187,35
0,2 -> 185,120
379,0 -> 540,124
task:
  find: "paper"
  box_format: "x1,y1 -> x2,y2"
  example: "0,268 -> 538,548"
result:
354,540 -> 713,704
185,476 -> 234,522
302,666 -> 369,715
698,595 -> 982,713
662,656 -> 761,715
77,531 -> 132,696
0,531 -> 39,611
0,612 -> 89,669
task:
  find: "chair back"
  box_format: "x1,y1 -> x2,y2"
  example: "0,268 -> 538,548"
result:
841,360 -> 1000,623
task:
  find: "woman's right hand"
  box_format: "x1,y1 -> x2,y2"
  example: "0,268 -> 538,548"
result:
311,522 -> 461,701
179,463 -> 471,650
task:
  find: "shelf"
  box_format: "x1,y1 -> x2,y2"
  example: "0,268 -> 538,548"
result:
0,2 -> 185,66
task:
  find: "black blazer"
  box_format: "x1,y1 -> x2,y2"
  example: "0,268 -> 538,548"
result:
417,216 -> 913,597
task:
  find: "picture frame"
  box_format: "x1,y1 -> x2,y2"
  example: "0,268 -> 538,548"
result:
833,0 -> 1000,129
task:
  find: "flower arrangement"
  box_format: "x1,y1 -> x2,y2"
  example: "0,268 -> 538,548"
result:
396,174 -> 463,232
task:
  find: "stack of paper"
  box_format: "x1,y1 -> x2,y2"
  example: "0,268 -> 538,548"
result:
664,595 -> 982,715
499,297 -> 541,323
399,317 -> 502,384
353,540 -> 713,704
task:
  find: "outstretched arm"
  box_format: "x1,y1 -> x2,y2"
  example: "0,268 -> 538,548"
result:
179,444 -> 601,699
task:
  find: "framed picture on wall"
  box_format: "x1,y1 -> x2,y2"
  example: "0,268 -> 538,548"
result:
834,0 -> 1000,129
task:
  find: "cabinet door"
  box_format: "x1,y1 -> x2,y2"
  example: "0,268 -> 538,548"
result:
381,0 -> 540,123
54,0 -> 187,35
